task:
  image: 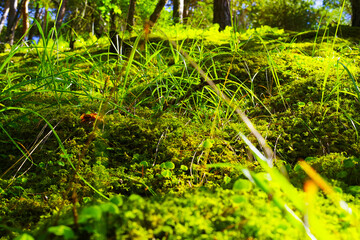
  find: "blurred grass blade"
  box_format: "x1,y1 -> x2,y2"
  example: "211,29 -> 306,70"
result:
299,160 -> 352,215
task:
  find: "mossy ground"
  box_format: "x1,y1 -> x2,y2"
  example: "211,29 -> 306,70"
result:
1,26 -> 360,239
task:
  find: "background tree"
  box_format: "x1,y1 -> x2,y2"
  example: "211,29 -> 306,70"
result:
7,0 -> 23,45
320,0 -> 351,26
126,0 -> 137,32
248,0 -> 317,31
149,0 -> 168,26
183,0 -> 189,23
28,1 -> 41,41
351,0 -> 360,26
21,0 -> 29,41
213,0 -> 231,31
56,0 -> 68,30
173,0 -> 184,24
7,0 -> 19,44
0,0 -> 10,35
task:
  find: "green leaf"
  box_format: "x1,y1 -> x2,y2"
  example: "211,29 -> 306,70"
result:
57,161 -> 65,166
83,197 -> 91,203
297,102 -> 305,108
233,179 -> 252,192
129,194 -> 144,202
47,225 -> 75,239
140,161 -> 149,167
100,202 -> 119,214
14,233 -> 35,240
164,161 -> 175,169
202,139 -> 214,149
110,195 -> 123,206
224,175 -> 231,184
161,170 -> 172,178
180,165 -> 188,171
132,154 -> 140,161
78,206 -> 102,223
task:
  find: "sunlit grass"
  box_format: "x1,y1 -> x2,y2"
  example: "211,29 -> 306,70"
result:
1,13 -> 360,239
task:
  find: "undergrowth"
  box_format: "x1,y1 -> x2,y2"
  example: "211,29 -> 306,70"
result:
1,20 -> 360,239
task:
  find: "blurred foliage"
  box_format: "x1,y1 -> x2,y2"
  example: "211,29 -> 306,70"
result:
247,0 -> 318,31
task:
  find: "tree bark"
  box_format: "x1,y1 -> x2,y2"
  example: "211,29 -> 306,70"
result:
7,0 -> 18,31
7,0 -> 25,45
109,10 -> 120,53
149,0 -> 168,25
173,0 -> 184,24
56,0 -> 68,30
0,0 -> 10,35
126,0 -> 136,32
213,0 -> 231,31
21,0 -> 29,41
42,7 -> 48,35
351,0 -> 360,27
183,0 -> 189,23
28,2 -> 40,41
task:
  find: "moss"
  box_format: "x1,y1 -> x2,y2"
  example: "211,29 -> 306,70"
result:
2,26 -> 360,239
291,153 -> 360,187
29,188 -> 360,239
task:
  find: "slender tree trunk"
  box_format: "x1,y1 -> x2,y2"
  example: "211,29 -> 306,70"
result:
7,0 -> 18,44
7,0 -> 18,31
126,0 -> 136,32
109,10 -> 119,53
56,0 -> 68,30
183,0 -> 189,24
213,0 -> 231,31
351,0 -> 360,27
21,0 -> 29,41
28,2 -> 40,41
42,7 -> 48,35
8,0 -> 25,45
0,0 -> 10,35
173,0 -> 184,24
149,0 -> 168,25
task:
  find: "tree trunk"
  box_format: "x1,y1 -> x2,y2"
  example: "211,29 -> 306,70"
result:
0,0 -> 10,35
56,0 -> 67,30
7,0 -> 24,45
351,0 -> 360,27
7,0 -> 18,31
7,0 -> 18,44
28,2 -> 40,41
126,0 -> 136,32
149,0 -> 168,25
213,0 -> 231,31
21,0 -> 29,41
183,0 -> 189,24
173,0 -> 184,24
42,7 -> 48,35
142,0 -> 167,39
109,10 -> 120,53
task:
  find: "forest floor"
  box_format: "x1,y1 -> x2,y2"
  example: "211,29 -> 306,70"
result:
1,25 -> 360,239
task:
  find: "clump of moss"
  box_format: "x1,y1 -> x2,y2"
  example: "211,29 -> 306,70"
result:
290,153 -> 360,187
260,101 -> 360,163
